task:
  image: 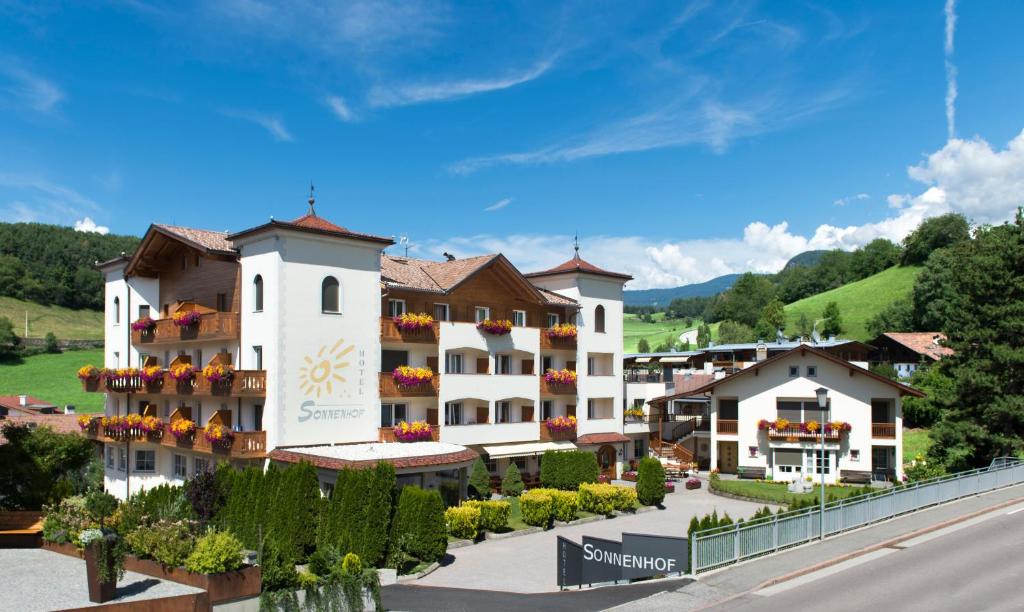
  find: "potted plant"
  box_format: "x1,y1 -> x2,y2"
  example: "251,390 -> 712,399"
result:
82,491 -> 125,604
139,365 -> 164,390
685,477 -> 701,490
543,368 -> 577,386
77,415 -> 100,434
392,366 -> 433,388
476,319 -> 512,335
170,419 -> 197,441
544,323 -> 577,339
624,407 -> 644,421
78,365 -> 102,391
172,310 -> 202,327
544,415 -> 577,432
392,420 -> 433,442
393,312 -> 434,332
131,316 -> 156,334
203,423 -> 235,447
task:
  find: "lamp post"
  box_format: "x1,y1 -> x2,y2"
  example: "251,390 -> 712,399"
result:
815,387 -> 829,540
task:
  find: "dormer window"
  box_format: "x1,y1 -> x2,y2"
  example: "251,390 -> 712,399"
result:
322,277 -> 340,313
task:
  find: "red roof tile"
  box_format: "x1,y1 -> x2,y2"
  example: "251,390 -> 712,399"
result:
269,447 -> 479,471
575,433 -> 631,445
0,414 -> 83,444
525,254 -> 632,281
229,213 -> 393,245
0,396 -> 58,411
879,333 -> 954,361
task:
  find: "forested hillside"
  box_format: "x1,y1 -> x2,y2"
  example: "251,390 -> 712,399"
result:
0,222 -> 139,310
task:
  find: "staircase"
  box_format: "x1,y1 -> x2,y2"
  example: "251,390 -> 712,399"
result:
649,432 -> 695,478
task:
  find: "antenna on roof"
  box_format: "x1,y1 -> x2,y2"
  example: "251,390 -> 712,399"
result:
573,232 -> 580,257
399,235 -> 411,258
307,182 -> 316,216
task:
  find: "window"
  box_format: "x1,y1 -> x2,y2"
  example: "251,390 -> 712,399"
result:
587,356 -> 596,374
850,449 -> 861,462
808,449 -> 830,474
485,458 -> 497,473
253,275 -> 264,312
113,297 -> 120,324
632,398 -> 645,410
546,313 -> 560,327
541,356 -> 553,372
321,276 -> 340,313
510,457 -> 528,472
322,482 -> 334,499
106,446 -> 114,468
594,305 -> 606,333
806,366 -> 817,377
446,353 -> 464,374
382,350 -> 409,372
434,303 -> 450,322
388,299 -> 406,318
134,450 -> 155,473
253,405 -> 263,431
497,401 -> 511,423
118,447 -> 127,471
138,305 -> 150,320
445,402 -> 463,425
776,399 -> 829,423
587,398 -> 596,419
380,403 -> 407,427
216,293 -> 227,312
774,449 -> 803,474
633,438 -> 645,459
541,400 -> 553,420
475,306 -> 490,323
194,457 -> 210,475
173,454 -> 187,478
788,366 -> 799,377
512,310 -> 526,327
113,351 -> 120,368
196,349 -> 203,369
253,346 -> 263,370
496,354 -> 512,375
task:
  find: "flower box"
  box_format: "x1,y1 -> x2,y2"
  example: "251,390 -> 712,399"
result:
204,423 -> 234,446
544,415 -> 577,432
172,310 -> 202,327
139,366 -> 164,387
664,482 -> 676,494
394,313 -> 434,332
392,420 -> 433,442
202,364 -> 234,383
140,416 -> 164,438
130,317 -> 156,332
544,323 -> 577,339
543,368 -> 577,386
392,366 -> 433,388
77,415 -> 100,433
170,419 -> 197,440
169,363 -> 196,383
476,319 -> 512,335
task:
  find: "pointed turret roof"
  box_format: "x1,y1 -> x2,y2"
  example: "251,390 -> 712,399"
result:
524,253 -> 632,281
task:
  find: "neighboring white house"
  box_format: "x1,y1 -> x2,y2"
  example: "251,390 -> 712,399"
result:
650,345 -> 924,483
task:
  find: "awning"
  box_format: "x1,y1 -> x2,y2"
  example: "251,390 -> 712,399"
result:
634,357 -> 652,363
481,440 -> 576,459
659,356 -> 691,363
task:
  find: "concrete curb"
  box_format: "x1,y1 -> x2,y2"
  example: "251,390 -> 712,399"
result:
485,526 -> 544,540
397,561 -> 440,583
447,538 -> 475,549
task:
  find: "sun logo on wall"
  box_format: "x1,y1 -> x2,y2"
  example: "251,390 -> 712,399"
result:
298,338 -> 354,398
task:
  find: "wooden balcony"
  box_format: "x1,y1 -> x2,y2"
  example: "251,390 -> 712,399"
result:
380,318 -> 439,344
132,312 -> 239,345
83,427 -> 266,459
717,419 -> 738,435
378,426 -> 440,443
872,422 -> 897,439
379,372 -> 440,398
95,371 -> 267,397
538,422 -> 576,442
766,427 -> 840,442
538,375 -> 576,395
539,332 -> 577,351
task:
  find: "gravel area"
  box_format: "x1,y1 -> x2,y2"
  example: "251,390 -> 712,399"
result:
1,548 -> 204,611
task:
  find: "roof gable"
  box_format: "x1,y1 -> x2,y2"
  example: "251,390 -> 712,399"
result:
524,253 -> 632,281
126,224 -> 237,277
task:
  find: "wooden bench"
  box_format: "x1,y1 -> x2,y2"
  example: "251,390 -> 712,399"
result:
840,470 -> 873,484
737,466 -> 767,480
0,511 -> 43,548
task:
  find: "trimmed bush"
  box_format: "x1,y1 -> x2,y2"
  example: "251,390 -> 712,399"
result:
444,506 -> 480,540
462,500 -> 510,532
388,486 -> 447,568
519,490 -> 553,527
125,519 -> 197,568
184,529 -> 245,574
468,458 -> 492,499
342,552 -> 363,575
540,450 -> 599,491
577,483 -> 636,515
501,463 -> 524,497
636,457 -> 666,506
527,488 -> 578,522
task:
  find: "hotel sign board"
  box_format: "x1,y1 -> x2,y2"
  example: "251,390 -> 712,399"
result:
557,532 -> 688,588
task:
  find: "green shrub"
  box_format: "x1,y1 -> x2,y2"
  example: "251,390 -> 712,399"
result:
540,450 -> 599,491
118,483 -> 191,534
387,487 -> 447,568
526,488 -> 578,522
519,490 -> 553,527
444,506 -> 480,540
125,519 -> 197,568
468,458 -> 492,500
462,500 -> 511,532
578,483 -> 637,515
184,529 -> 245,574
316,462 -> 395,568
42,495 -> 92,544
501,463 -> 524,497
297,570 -> 320,588
259,536 -> 298,591
341,552 -> 363,576
636,457 -> 666,506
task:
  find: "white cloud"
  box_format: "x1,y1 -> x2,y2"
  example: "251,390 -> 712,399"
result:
74,217 -> 110,235
0,60 -> 64,114
833,193 -> 870,206
483,197 -> 512,212
944,0 -> 957,139
219,108 -> 293,141
325,95 -> 355,122
367,58 -> 555,108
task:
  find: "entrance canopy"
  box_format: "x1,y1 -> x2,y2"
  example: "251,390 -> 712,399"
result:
481,440 -> 576,459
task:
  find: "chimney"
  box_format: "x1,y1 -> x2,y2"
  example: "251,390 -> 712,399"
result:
65,405 -> 76,415
18,395 -> 27,407
755,343 -> 768,362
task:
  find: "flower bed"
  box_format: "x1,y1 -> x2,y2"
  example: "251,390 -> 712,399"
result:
204,423 -> 234,446
172,310 -> 201,327
685,477 -> 701,490
392,366 -> 433,387
392,420 -> 432,442
170,419 -> 197,440
544,415 -> 577,432
665,481 -> 676,494
169,363 -> 196,382
544,323 -> 577,339
394,312 -> 434,331
130,317 -> 156,332
543,368 -> 577,385
476,319 -> 512,335
202,364 -> 234,383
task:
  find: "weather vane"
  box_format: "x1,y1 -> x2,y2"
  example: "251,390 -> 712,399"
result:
308,182 -> 316,215
573,232 -> 580,256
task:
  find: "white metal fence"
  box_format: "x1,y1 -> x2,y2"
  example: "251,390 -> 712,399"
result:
690,457 -> 1024,573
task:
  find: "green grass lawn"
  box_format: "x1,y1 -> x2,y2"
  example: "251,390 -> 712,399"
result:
0,348 -> 104,413
0,296 -> 103,341
783,266 -> 921,341
623,313 -> 719,353
711,478 -> 867,505
903,428 -> 932,464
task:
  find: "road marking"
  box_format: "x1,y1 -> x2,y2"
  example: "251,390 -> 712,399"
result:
1008,507 -> 1024,515
753,549 -> 895,597
900,506 -> 1023,547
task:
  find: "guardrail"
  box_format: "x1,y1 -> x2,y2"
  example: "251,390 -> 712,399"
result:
691,457 -> 1024,573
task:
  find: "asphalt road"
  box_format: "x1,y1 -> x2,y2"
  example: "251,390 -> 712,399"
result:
716,503 -> 1024,612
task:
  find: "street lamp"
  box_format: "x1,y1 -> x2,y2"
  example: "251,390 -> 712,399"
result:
815,386 -> 829,540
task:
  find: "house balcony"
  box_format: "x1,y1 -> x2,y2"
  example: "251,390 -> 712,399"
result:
379,373 -> 440,398
538,375 -> 576,396
378,426 -> 441,443
538,422 -> 577,442
82,426 -> 266,459
872,422 -> 897,439
131,312 -> 240,345
380,317 -> 439,344
91,371 -> 267,397
717,419 -> 738,435
539,332 -> 577,351
766,426 -> 841,442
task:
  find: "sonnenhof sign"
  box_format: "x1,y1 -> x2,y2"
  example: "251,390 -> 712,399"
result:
557,532 -> 688,588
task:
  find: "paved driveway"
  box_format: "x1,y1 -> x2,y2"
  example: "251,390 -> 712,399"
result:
417,485 -> 775,593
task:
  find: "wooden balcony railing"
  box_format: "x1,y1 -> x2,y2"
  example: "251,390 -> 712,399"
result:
380,318 -> 440,344
766,427 -> 841,442
717,419 -> 738,434
379,373 -> 440,397
872,422 -> 897,439
83,427 -> 267,459
378,426 -> 440,443
132,312 -> 240,345
95,371 -> 267,397
539,332 -> 577,351
538,422 -> 576,442
538,375 -> 576,395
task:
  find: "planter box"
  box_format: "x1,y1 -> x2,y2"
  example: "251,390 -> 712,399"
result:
43,540 -> 83,558
123,556 -> 261,603
84,541 -> 117,603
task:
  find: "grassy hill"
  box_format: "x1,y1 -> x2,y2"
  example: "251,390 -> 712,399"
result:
623,313 -> 719,353
0,296 -> 103,341
0,348 -> 104,413
784,266 -> 921,341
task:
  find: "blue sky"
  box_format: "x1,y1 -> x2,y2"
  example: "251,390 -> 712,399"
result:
2,1 -> 1023,288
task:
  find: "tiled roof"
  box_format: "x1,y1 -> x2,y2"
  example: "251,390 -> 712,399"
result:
269,444 -> 479,470
228,212 -> 394,245
0,415 -> 82,444
880,333 -> 954,360
537,287 -> 577,306
153,224 -> 235,254
0,396 -> 58,411
671,374 -> 716,394
524,253 -> 632,281
575,432 -> 631,445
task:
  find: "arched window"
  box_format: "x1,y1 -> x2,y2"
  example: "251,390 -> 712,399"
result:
322,276 -> 340,313
594,304 -> 605,333
253,275 -> 264,312
113,296 -> 120,324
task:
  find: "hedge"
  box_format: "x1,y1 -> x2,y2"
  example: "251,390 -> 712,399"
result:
388,486 -> 447,567
636,457 -> 666,506
540,450 -> 599,491
462,500 -> 510,532
519,490 -> 553,527
528,488 -> 578,523
445,506 -> 480,540
577,483 -> 637,515
316,462 -> 395,567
